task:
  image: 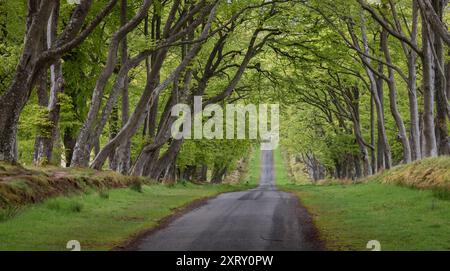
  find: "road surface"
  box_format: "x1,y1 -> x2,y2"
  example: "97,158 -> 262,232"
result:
133,150 -> 323,251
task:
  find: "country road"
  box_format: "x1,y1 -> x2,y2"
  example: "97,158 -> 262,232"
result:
133,150 -> 324,251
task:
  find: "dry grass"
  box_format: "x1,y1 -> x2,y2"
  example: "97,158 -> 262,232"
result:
368,157 -> 450,189
0,162 -> 153,208
283,153 -> 311,185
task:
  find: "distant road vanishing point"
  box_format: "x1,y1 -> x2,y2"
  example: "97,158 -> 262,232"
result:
133,150 -> 324,251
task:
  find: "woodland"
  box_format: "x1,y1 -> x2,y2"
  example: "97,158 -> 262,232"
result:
0,0 -> 449,182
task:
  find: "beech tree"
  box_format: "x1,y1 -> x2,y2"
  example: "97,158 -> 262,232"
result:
1,0 -> 448,182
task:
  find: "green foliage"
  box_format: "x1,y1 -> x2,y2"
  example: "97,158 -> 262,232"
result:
58,92 -> 81,133
0,1 -> 26,93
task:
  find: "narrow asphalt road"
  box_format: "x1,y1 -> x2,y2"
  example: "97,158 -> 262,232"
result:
134,150 -> 324,251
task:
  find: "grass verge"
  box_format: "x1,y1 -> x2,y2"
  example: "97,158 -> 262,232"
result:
0,182 -> 252,251
274,147 -> 293,185
276,149 -> 450,250
284,183 -> 450,250
0,162 -> 150,208
244,146 -> 261,186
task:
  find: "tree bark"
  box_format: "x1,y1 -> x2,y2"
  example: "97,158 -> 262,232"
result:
115,0 -> 132,174
0,0 -> 115,163
211,163 -> 227,184
430,0 -> 450,155
381,30 -> 412,163
0,0 -> 54,163
108,105 -> 119,170
355,17 -> 392,169
90,4 -> 218,170
196,164 -> 208,182
370,94 -> 377,173
376,62 -> 386,170
148,139 -> 183,180
421,14 -> 438,157
34,2 -> 64,166
71,0 -> 152,167
63,128 -> 76,167
349,86 -> 372,176
403,0 -> 421,160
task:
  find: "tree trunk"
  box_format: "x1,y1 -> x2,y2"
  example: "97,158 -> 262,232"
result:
90,5 -> 219,170
421,15 -> 438,157
63,128 -> 76,167
350,86 -> 372,176
431,0 -> 450,155
407,1 -> 422,160
368,58 -> 392,170
34,2 -> 64,166
211,164 -> 227,184
182,166 -> 196,182
376,63 -> 386,170
144,7 -> 161,138
108,105 -> 119,170
370,94 -> 377,173
116,0 -> 132,174
148,139 -> 183,181
71,0 -> 152,167
196,164 -> 208,182
0,0 -> 53,163
33,61 -> 49,164
0,0 -> 105,163
356,17 -> 392,169
381,30 -> 412,163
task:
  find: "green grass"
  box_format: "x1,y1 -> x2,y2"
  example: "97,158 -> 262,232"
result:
244,147 -> 261,185
284,183 -> 450,251
0,183 -> 251,251
275,148 -> 450,250
274,148 -> 292,185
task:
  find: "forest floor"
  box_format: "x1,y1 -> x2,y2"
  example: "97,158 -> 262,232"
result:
277,154 -> 450,251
